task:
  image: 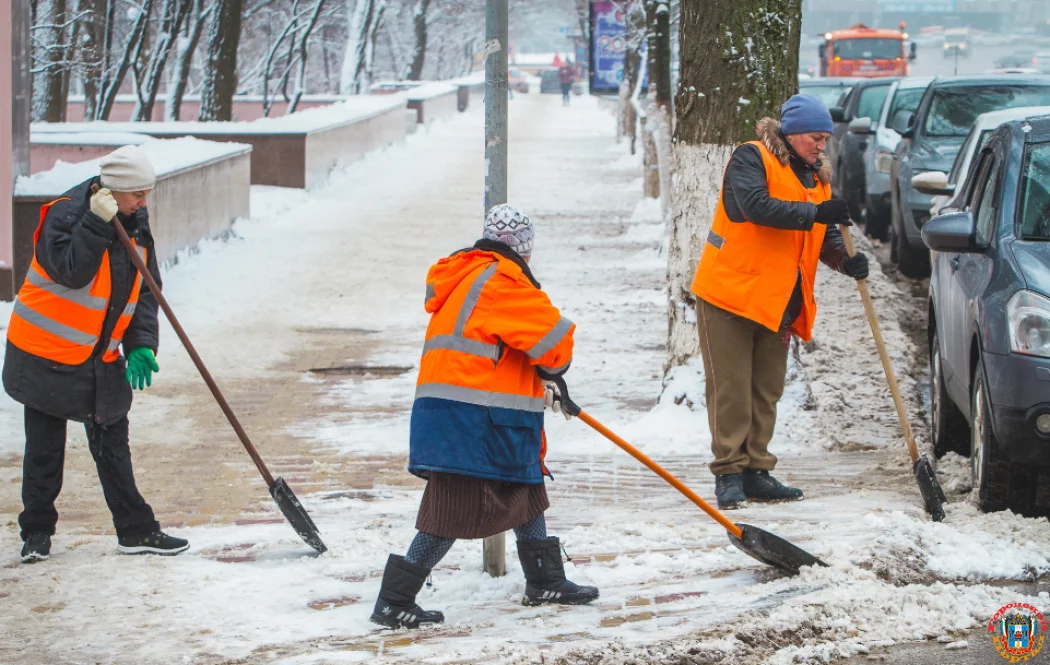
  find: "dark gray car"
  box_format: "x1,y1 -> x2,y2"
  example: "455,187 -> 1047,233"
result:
890,75 -> 1050,278
922,114 -> 1050,515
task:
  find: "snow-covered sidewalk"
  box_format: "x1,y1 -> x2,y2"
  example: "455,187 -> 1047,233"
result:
1,93 -> 1048,665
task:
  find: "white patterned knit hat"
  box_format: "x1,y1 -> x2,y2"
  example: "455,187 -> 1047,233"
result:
483,204 -> 534,256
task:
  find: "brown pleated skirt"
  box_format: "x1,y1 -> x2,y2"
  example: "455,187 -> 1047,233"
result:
415,471 -> 550,539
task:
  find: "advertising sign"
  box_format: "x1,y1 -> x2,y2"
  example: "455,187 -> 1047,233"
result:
589,1 -> 627,95
879,0 -> 955,12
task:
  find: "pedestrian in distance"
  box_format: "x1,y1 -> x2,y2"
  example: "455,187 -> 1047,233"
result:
5,145 -> 189,563
690,94 -> 870,510
370,204 -> 599,630
558,61 -> 576,106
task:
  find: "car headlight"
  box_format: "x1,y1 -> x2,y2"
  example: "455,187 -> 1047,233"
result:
1008,290 -> 1050,358
875,149 -> 894,173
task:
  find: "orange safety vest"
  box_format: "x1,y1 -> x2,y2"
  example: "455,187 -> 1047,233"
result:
690,141 -> 831,341
7,198 -> 147,365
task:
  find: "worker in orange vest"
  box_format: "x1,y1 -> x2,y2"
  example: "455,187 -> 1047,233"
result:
691,95 -> 870,509
370,204 -> 598,630
4,145 -> 188,563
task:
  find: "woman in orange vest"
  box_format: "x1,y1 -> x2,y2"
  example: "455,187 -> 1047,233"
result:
370,204 -> 598,630
691,95 -> 870,510
4,145 -> 188,562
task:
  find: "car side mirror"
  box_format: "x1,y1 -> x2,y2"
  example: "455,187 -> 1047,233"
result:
892,109 -> 915,137
848,116 -> 874,134
829,106 -> 846,123
911,171 -> 955,197
818,44 -> 827,59
909,42 -> 917,62
921,211 -> 982,253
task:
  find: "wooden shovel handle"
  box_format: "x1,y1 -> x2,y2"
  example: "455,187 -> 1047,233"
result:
577,410 -> 744,539
111,219 -> 276,487
838,224 -> 920,464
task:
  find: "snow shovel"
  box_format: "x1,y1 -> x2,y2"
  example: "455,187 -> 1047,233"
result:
545,374 -> 826,575
838,224 -> 946,522
112,220 -> 327,554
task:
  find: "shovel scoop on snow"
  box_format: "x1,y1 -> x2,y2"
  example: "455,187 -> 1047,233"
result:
544,374 -> 826,575
112,220 -> 327,554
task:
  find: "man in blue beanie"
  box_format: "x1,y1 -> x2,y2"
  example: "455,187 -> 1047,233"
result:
690,93 -> 871,509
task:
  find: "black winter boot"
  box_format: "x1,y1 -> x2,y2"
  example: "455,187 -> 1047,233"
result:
715,473 -> 747,509
20,533 -> 51,563
517,537 -> 599,607
742,469 -> 804,503
370,554 -> 445,629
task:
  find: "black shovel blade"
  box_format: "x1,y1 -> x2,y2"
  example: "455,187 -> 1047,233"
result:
913,454 -> 947,522
728,523 -> 828,575
269,476 -> 327,554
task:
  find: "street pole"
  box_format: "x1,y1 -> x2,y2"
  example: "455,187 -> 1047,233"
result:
482,0 -> 508,578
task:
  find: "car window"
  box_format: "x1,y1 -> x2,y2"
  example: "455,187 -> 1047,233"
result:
966,152 -> 993,209
925,85 -> 1050,137
856,84 -> 891,123
832,39 -> 901,60
947,129 -> 995,187
1020,141 -> 1050,239
974,157 -> 1000,246
886,87 -> 925,124
799,85 -> 853,108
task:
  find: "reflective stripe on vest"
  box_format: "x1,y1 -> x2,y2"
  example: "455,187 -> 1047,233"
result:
422,264 -> 500,360
7,198 -> 147,365
414,383 -> 546,412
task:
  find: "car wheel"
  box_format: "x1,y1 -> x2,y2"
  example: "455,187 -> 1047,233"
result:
930,332 -> 970,457
971,362 -> 1036,514
864,192 -> 889,241
894,209 -> 931,278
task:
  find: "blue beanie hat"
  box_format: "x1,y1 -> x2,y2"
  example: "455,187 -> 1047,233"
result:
780,94 -> 834,135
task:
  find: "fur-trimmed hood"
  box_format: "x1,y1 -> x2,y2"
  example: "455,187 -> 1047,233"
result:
755,117 -> 832,185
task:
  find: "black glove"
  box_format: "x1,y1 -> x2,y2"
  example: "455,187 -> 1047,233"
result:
814,199 -> 852,226
841,252 -> 869,281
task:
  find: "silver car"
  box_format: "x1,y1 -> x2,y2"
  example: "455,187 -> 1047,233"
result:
859,76 -> 933,240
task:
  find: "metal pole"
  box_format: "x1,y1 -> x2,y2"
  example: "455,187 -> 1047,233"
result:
482,0 -> 508,578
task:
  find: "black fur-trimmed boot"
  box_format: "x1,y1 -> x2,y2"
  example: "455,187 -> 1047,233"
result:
517,537 -> 599,607
370,554 -> 445,629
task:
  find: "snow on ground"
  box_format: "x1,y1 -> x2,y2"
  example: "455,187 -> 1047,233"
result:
0,93 -> 1048,665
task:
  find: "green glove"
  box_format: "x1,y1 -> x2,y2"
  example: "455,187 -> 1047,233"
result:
126,347 -> 159,390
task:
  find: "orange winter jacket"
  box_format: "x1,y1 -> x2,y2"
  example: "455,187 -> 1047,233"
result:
691,140 -> 831,341
410,242 -> 574,483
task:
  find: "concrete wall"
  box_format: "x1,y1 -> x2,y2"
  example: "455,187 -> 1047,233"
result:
303,105 -> 406,189
65,97 -> 342,123
31,144 -> 120,173
11,150 -> 251,296
407,90 -> 460,125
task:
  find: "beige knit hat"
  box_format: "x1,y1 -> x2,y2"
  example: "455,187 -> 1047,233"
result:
100,145 -> 156,192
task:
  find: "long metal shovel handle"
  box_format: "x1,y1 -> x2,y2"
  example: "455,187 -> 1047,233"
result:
112,220 -> 276,487
838,224 -> 920,464
544,372 -> 743,539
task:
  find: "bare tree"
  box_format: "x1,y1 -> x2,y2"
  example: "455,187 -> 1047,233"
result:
133,0 -> 194,120
166,0 -> 211,120
95,0 -> 155,120
199,0 -> 245,120
665,0 -> 801,371
403,0 -> 428,80
340,0 -> 376,93
31,0 -> 74,121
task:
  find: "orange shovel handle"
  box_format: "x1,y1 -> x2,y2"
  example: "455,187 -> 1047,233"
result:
577,410 -> 744,539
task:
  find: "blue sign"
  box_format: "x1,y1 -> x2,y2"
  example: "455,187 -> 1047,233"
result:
589,1 -> 647,96
880,0 -> 955,12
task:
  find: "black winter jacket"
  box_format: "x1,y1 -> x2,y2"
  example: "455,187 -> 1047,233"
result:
3,176 -> 162,424
721,127 -> 851,330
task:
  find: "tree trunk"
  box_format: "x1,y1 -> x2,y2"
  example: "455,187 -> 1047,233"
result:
199,0 -> 244,121
363,0 -> 385,85
665,0 -> 801,372
404,0 -> 429,80
166,0 -> 208,121
78,0 -> 105,120
340,0 -> 375,94
95,0 -> 154,120
619,1 -> 646,155
134,0 -> 192,121
288,0 -> 328,114
31,0 -> 70,122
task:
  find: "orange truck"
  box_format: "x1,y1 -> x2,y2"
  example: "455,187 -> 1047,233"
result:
818,23 -> 917,78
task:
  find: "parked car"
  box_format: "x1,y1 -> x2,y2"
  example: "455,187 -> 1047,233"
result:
921,113 -> 1050,515
509,68 -> 529,94
889,75 -> 1050,277
995,49 -> 1038,69
854,76 -> 933,240
915,106 -> 1050,219
827,77 -> 899,222
797,77 -> 861,108
539,69 -> 561,94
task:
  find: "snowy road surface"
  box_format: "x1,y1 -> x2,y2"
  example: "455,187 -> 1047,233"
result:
1,93 -> 1049,665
